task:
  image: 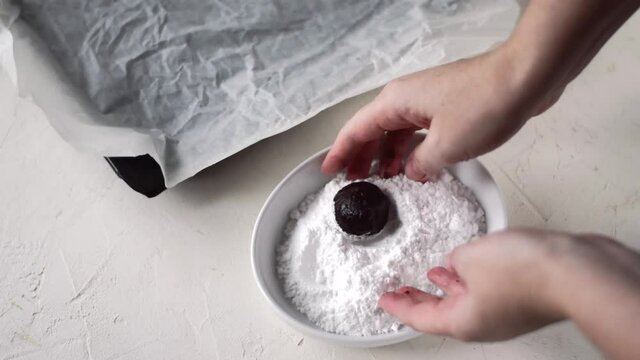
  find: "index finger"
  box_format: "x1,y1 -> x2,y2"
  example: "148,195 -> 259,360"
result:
321,100 -> 408,175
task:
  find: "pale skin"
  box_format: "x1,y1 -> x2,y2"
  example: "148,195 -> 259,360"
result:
321,0 -> 640,358
379,229 -> 640,360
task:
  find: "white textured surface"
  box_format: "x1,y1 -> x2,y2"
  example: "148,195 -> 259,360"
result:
1,12 -> 639,360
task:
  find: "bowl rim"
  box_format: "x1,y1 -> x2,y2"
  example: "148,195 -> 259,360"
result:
251,141 -> 508,347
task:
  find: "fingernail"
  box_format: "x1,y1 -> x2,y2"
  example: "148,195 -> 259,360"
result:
409,160 -> 429,182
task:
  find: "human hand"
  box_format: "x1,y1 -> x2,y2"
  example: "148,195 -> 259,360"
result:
322,0 -> 638,182
321,45 -> 563,181
378,229 -> 569,341
378,228 -> 640,355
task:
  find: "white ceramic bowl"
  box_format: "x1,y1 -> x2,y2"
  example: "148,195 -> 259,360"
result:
251,134 -> 508,348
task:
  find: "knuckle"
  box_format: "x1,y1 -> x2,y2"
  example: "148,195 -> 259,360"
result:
339,125 -> 361,144
425,130 -> 463,166
414,117 -> 431,129
379,79 -> 403,100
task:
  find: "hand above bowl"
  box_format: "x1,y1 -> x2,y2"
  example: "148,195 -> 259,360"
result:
251,133 -> 507,348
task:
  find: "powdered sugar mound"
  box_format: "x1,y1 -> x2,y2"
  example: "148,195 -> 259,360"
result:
277,171 -> 485,336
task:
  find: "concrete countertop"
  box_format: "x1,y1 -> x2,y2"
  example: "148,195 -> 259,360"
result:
0,10 -> 638,360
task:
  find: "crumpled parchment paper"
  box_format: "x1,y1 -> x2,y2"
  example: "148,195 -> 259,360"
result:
1,0 -> 519,187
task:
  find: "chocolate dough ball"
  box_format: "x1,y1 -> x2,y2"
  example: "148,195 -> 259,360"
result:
333,182 -> 390,236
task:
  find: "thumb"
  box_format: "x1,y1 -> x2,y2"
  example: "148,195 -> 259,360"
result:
404,133 -> 450,182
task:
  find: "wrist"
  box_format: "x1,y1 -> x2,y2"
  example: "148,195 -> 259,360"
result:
497,0 -> 640,119
498,39 -> 551,93
538,233 -> 611,321
488,41 -> 562,120
533,233 -> 581,320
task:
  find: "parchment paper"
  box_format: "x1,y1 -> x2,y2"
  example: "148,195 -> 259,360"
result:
1,0 -> 519,187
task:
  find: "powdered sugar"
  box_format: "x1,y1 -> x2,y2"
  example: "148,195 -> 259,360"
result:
277,171 -> 485,336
